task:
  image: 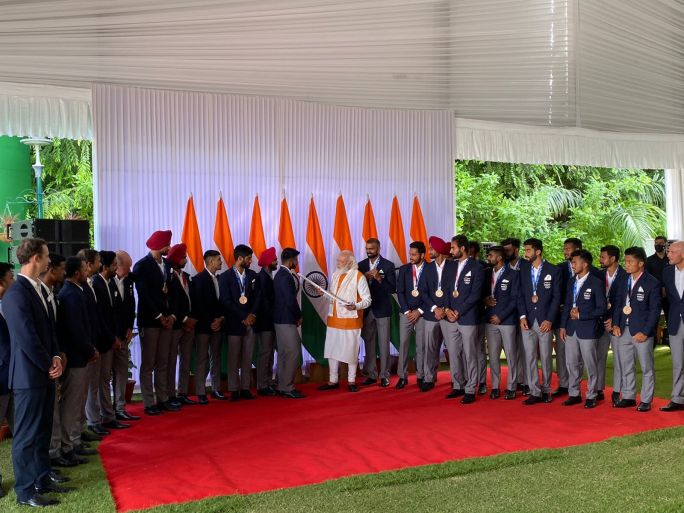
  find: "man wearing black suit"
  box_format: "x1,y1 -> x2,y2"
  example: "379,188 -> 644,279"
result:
612,247 -> 661,412
4,238 -> 65,506
359,238 -> 397,388
190,250 -> 225,404
598,245 -> 628,404
395,241 -> 427,390
219,244 -> 261,401
113,251 -> 139,421
559,249 -> 607,409
273,248 -> 306,399
254,247 -> 278,396
56,257 -> 99,466
518,238 -> 561,404
133,230 -> 177,416
661,241 -> 684,411
0,262 -> 15,498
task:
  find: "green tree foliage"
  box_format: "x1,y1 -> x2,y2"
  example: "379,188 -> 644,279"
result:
455,161 -> 666,263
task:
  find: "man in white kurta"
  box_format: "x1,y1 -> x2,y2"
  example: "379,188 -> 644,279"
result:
320,251 -> 372,392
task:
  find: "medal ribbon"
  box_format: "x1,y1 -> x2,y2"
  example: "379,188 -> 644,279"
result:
531,261 -> 543,295
626,272 -> 642,308
234,267 -> 246,297
412,263 -> 423,290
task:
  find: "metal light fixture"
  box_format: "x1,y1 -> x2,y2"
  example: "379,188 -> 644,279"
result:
20,137 -> 52,219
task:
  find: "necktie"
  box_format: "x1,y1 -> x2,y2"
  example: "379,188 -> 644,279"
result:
41,286 -> 56,324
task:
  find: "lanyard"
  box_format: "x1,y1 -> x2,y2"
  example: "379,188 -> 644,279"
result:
531,261 -> 543,294
435,260 -> 445,291
572,277 -> 584,307
491,266 -> 503,294
455,259 -> 467,292
369,257 -> 380,271
412,264 -> 424,289
605,269 -> 617,297
233,267 -> 246,296
626,272 -> 642,306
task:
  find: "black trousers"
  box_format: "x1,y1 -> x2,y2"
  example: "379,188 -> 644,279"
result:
12,384 -> 55,501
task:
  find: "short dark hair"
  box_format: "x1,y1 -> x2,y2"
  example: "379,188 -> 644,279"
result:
204,250 -> 221,261
570,249 -> 592,265
65,256 -> 85,278
451,234 -> 469,249
15,238 -> 47,265
365,238 -> 380,246
468,241 -> 481,254
487,245 -> 505,259
501,237 -> 521,249
624,246 -> 647,263
234,244 -> 253,260
48,252 -> 66,269
77,248 -> 99,264
409,241 -> 426,254
99,250 -> 117,267
281,247 -> 300,261
0,262 -> 13,279
600,245 -> 621,260
524,238 -> 543,253
564,238 -> 583,249
654,235 -> 667,243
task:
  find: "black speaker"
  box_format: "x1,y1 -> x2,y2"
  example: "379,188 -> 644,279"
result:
9,219 -> 60,242
46,242 -> 90,258
60,220 -> 90,243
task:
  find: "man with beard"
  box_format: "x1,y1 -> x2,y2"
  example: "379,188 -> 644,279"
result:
255,247 -> 278,396
502,237 -> 528,395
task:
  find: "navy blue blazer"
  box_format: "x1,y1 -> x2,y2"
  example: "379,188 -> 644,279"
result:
663,265 -> 684,334
168,270 -> 193,330
444,258 -> 484,326
133,253 -> 171,328
254,268 -> 275,333
600,266 -> 629,324
396,262 -> 427,313
0,312 -> 10,394
560,273 -> 607,339
611,272 -> 661,337
517,260 -> 562,327
219,267 -> 261,336
92,274 -> 119,349
483,265 -> 520,326
358,256 -> 396,318
190,269 -> 223,334
273,266 -> 302,325
4,276 -> 60,390
115,274 -> 136,338
419,259 -> 456,322
57,281 -> 96,368
558,260 -> 602,303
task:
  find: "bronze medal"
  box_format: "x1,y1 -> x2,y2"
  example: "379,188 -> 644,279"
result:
411,289 -> 419,297
239,295 -> 248,305
452,290 -> 459,298
531,294 -> 539,304
607,302 -> 612,310
435,289 -> 444,298
622,305 -> 632,315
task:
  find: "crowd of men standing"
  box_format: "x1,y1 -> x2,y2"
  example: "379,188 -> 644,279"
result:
0,229 -> 683,507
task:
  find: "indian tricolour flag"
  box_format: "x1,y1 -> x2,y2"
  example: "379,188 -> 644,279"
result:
361,196 -> 378,250
301,197 -> 329,363
387,196 -> 408,351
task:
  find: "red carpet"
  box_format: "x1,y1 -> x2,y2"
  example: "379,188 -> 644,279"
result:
99,370 -> 684,512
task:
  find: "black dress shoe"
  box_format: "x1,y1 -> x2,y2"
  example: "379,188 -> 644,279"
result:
62,451 -> 88,465
48,471 -> 69,484
158,401 -> 180,412
280,390 -> 306,399
611,391 -> 621,405
75,446 -> 98,456
523,395 -> 542,405
380,378 -> 390,387
395,378 -> 407,390
35,482 -> 74,494
562,395 -> 583,406
103,420 -> 131,430
17,493 -> 59,507
318,383 -> 340,391
230,391 -> 240,402
80,430 -> 102,442
50,456 -> 78,468
417,378 -> 424,387
240,390 -> 256,400
348,384 -> 359,393
116,411 -> 141,421
504,389 -> 516,400
446,389 -> 465,399
211,391 -> 229,401
613,398 -> 637,408
361,377 -> 377,386
144,406 -> 162,416
522,385 -> 531,396
596,390 -> 605,401
584,398 -> 597,409
89,424 -> 110,436
552,386 -> 568,397
167,396 -> 182,407
478,383 -> 487,395
197,395 -> 209,405
420,381 -> 435,392
490,389 -> 500,400
460,393 -> 475,404
177,394 -> 197,405
257,387 -> 277,397
660,401 -> 684,412
542,392 -> 552,403
637,402 -> 651,412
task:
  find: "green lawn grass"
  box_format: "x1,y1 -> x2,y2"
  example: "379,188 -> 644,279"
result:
0,345 -> 681,513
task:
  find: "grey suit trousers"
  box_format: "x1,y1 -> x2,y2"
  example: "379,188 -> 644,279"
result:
49,381 -> 62,458
169,328 -> 195,396
669,324 -> 684,403
477,324 -> 487,385
554,328 -> 569,388
442,321 -> 479,394
86,349 -> 115,425
111,344 -> 130,412
424,320 -> 443,383
521,320 -> 553,396
139,327 -> 173,407
361,311 -> 391,380
59,366 -> 89,454
228,328 -> 256,391
486,323 -> 518,390
256,330 -> 276,390
597,330 -> 621,393
195,332 -> 223,395
617,327 -> 655,404
397,314 -> 426,380
274,324 -> 301,393
565,333 -> 598,399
